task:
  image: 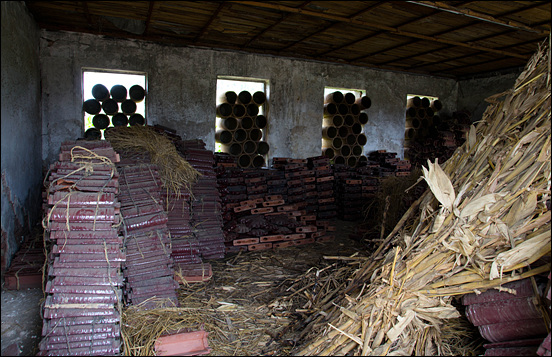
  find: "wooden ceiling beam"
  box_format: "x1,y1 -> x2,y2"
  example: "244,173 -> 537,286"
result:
241,1 -> 312,49
407,1 -> 550,35
194,2 -> 227,43
144,1 -> 155,35
229,1 -> 531,60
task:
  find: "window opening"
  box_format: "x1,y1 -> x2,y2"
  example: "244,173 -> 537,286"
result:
82,69 -> 147,140
323,87 -> 370,167
405,94 -> 452,167
215,77 -> 269,168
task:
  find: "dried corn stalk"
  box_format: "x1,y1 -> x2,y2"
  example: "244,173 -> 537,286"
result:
297,37 -> 551,356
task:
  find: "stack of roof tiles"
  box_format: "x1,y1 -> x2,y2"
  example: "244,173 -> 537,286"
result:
307,155 -> 337,220
243,168 -> 268,200
117,161 -> 179,309
179,143 -> 225,260
3,236 -> 44,290
462,278 -> 549,356
39,140 -> 123,356
226,194 -> 334,251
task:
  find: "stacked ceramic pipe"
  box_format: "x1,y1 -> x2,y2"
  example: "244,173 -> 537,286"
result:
404,97 -> 470,167
179,143 -> 226,260
322,91 -> 370,167
216,90 -> 269,168
39,141 -> 123,356
307,155 -> 337,220
461,278 -> 549,356
83,83 -> 146,140
117,160 -> 179,310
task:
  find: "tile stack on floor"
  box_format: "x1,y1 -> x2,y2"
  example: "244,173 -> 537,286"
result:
39,140 -> 123,356
333,164 -> 364,221
308,155 -> 337,220
461,278 -> 549,356
179,143 -> 226,260
228,194 -> 334,251
117,162 -> 179,309
243,167 -> 268,200
3,236 -> 45,290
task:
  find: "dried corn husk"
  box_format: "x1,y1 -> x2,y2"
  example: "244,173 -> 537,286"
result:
296,37 -> 551,356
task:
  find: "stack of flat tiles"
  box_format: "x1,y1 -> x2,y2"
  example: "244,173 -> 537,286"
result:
332,164 -> 363,221
308,155 -> 336,220
182,147 -> 225,260
367,150 -> 411,177
243,168 -> 268,200
228,195 -> 334,251
461,278 -> 549,356
117,163 -> 179,309
266,169 -> 288,202
166,189 -> 200,265
4,236 -> 45,290
39,140 -> 123,356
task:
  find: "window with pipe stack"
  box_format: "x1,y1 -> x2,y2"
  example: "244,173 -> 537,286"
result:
82,69 -> 147,140
215,76 -> 269,169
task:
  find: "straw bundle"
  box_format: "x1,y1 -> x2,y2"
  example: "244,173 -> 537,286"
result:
296,38 -> 551,356
105,126 -> 200,196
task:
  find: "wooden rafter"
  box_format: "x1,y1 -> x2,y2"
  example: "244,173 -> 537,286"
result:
241,1 -> 312,50
144,1 -> 155,35
407,1 -> 550,35
230,1 -> 530,60
194,2 -> 227,43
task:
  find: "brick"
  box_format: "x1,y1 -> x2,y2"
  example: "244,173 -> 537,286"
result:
304,184 -> 316,190
251,207 -> 274,214
260,235 -> 285,243
265,195 -> 283,201
395,171 -> 410,177
310,231 -> 325,238
273,241 -> 294,249
327,225 -> 337,232
317,175 -> 335,183
296,225 -> 317,233
287,179 -> 303,187
277,204 -> 298,212
345,179 -> 362,185
284,233 -> 306,240
288,210 -> 306,217
262,199 -> 285,207
303,177 -> 316,183
234,204 -> 255,213
305,191 -> 318,198
233,238 -> 259,246
245,177 -> 266,184
300,215 -> 317,222
248,243 -> 273,251
315,165 -> 330,171
292,238 -> 315,246
287,159 -> 307,164
239,199 -> 257,207
217,162 -> 237,168
316,235 -> 335,243
318,197 -> 335,204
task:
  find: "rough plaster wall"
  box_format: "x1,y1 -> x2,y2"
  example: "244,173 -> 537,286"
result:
40,30 -> 461,165
1,1 -> 42,271
457,71 -> 520,123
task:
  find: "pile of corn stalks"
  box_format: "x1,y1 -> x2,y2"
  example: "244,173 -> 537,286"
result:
296,37 -> 551,356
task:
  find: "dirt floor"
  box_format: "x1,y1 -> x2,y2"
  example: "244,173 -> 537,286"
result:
1,219 -> 372,356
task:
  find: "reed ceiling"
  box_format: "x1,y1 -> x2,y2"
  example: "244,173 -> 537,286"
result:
25,1 -> 551,79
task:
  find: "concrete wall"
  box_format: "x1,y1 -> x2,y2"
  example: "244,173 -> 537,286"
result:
1,1 -> 42,272
39,30 -> 459,165
457,71 -> 520,123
